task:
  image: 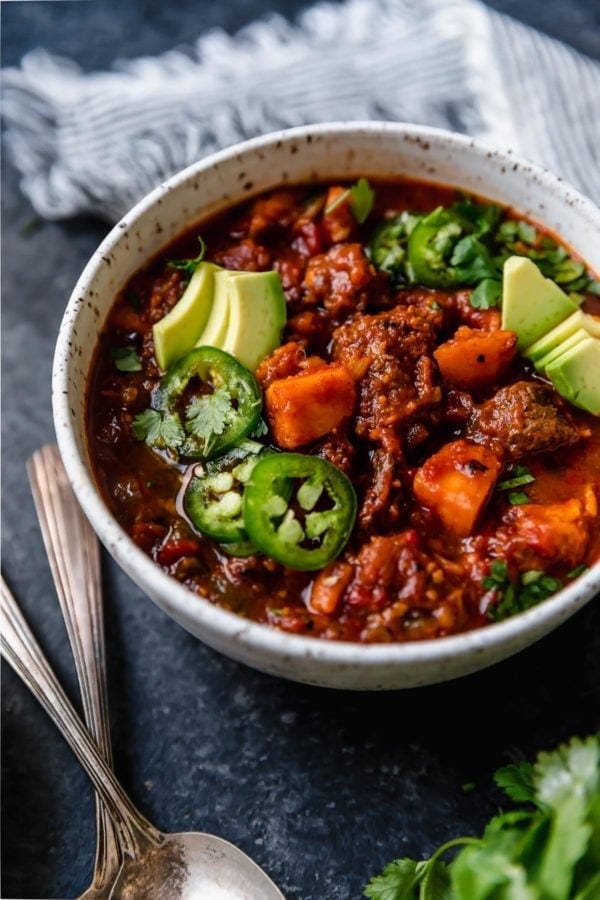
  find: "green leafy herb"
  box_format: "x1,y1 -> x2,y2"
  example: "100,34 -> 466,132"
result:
485,563 -> 562,622
364,734 -> 600,900
110,346 -> 142,373
185,385 -> 233,454
508,491 -> 530,505
498,466 -> 535,491
325,178 -> 375,224
567,564 -> 589,580
494,762 -> 535,803
132,409 -> 184,451
349,177 -> 376,224
469,278 -> 501,309
368,196 -> 600,305
168,236 -> 206,279
250,417 -> 269,438
461,782 -> 476,795
368,211 -> 420,286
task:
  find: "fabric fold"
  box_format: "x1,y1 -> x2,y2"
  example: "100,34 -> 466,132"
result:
2,0 -> 599,222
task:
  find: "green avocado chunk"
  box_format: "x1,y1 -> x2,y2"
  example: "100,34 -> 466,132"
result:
502,256 -> 578,350
545,336 -> 600,414
196,269 -> 231,348
535,328 -> 591,373
219,270 -> 286,371
153,262 -> 219,371
526,309 -> 600,362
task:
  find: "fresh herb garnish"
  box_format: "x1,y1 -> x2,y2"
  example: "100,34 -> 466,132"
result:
508,491 -> 530,505
484,562 -> 562,621
364,734 -> 600,900
325,178 -> 375,224
498,466 -> 535,491
185,385 -> 234,455
368,211 -> 420,286
250,417 -> 269,438
132,409 -> 184,451
368,197 -> 600,304
168,236 -> 206,280
110,346 -> 142,373
567,563 -> 589,580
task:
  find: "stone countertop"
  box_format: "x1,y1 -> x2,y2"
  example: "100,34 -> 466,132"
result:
2,1 -> 599,897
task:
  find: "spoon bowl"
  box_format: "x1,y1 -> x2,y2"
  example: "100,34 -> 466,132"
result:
113,832 -> 284,899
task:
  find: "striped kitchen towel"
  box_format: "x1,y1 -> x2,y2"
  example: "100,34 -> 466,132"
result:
2,0 -> 599,222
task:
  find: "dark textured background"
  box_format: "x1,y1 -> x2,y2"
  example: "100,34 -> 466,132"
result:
2,2 -> 599,898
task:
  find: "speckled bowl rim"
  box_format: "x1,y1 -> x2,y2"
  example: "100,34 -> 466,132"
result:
53,122 -> 600,677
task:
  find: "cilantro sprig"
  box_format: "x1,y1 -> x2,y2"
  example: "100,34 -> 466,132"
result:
168,235 -> 206,280
132,409 -> 184,451
483,560 -> 562,622
185,385 -> 233,455
325,178 -> 375,224
364,734 -> 600,900
110,346 -> 142,373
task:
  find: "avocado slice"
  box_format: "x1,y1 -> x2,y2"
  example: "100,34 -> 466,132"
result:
195,270 -> 231,349
502,256 -> 578,350
153,262 -> 219,371
526,309 -> 600,362
545,336 -> 600,414
219,270 -> 287,372
535,328 -> 591,373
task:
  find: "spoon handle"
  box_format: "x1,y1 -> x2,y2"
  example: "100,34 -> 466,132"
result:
27,445 -> 120,894
0,575 -> 162,859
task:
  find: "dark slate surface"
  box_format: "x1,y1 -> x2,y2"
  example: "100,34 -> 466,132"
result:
1,2 -> 599,898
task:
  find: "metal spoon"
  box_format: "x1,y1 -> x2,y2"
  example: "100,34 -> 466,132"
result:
28,445 -> 121,897
3,490 -> 284,900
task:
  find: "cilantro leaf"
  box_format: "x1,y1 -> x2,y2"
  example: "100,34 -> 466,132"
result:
325,178 -> 375,224
364,736 -> 600,900
168,236 -> 206,279
495,763 -> 536,804
469,278 -> 501,309
450,235 -> 498,284
363,858 -> 420,899
185,385 -> 233,454
110,345 -> 142,373
350,177 -> 376,224
250,417 -> 269,438
132,409 -> 184,451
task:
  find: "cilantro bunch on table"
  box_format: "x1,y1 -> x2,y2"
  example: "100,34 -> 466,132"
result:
364,734 -> 600,900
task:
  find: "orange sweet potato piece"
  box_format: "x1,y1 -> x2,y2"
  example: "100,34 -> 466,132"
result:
413,439 -> 502,536
434,326 -> 517,389
266,363 -> 356,449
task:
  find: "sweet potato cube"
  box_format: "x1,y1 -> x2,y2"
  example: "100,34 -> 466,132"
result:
434,327 -> 517,390
413,439 -> 502,536
266,363 -> 356,449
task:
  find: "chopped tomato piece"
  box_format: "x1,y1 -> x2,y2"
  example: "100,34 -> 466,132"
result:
157,539 -> 202,566
266,363 -> 356,449
413,439 -> 502,536
309,561 -> 354,615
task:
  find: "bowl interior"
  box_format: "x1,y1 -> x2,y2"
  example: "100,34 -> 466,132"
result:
53,123 -> 600,689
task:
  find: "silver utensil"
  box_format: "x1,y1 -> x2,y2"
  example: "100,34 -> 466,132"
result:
28,445 -> 120,897
3,474 -> 284,899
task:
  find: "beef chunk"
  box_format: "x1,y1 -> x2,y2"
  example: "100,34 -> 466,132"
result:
467,381 -> 579,460
302,243 -> 381,320
332,303 -> 443,441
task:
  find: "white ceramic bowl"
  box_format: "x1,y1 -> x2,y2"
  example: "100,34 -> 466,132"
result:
53,122 -> 600,690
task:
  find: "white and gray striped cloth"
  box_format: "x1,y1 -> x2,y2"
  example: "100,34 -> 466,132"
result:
2,0 -> 599,222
